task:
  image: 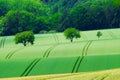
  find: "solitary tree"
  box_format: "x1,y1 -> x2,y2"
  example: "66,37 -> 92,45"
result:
96,31 -> 102,39
64,28 -> 80,42
14,31 -> 35,46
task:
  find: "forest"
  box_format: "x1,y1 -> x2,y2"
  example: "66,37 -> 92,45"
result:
0,0 -> 120,35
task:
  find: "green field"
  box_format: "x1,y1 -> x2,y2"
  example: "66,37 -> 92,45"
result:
0,28 -> 120,78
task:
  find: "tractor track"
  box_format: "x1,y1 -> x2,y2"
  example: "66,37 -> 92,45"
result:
72,41 -> 92,73
71,56 -> 81,73
21,58 -> 41,76
0,36 -> 7,48
91,73 -> 109,80
5,48 -> 24,59
53,33 -> 60,44
108,31 -> 116,39
43,44 -> 58,58
43,33 -> 60,58
76,41 -> 92,72
81,33 -> 88,41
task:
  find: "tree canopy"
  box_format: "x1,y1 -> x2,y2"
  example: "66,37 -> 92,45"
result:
64,28 -> 80,42
96,31 -> 102,39
0,0 -> 120,36
14,31 -> 35,46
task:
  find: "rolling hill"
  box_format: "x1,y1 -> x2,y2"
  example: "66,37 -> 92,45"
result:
0,28 -> 120,78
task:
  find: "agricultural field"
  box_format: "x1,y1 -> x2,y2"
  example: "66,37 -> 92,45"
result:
1,68 -> 120,80
0,28 -> 120,78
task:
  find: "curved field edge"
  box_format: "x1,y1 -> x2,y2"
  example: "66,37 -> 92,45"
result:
1,68 -> 120,80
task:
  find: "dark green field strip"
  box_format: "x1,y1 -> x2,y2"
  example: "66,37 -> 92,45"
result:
5,48 -> 24,59
28,57 -> 77,76
79,54 -> 120,72
21,58 -> 41,76
0,59 -> 33,78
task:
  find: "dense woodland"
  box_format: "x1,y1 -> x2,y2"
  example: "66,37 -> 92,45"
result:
0,0 -> 120,35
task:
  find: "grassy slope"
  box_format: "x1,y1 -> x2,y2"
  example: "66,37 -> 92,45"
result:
0,28 -> 120,78
1,68 -> 120,80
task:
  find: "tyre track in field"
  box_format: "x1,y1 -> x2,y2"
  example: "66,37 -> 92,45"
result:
53,33 -> 60,44
91,73 -> 109,80
108,31 -> 116,39
43,33 -> 59,58
43,44 -> 58,58
71,56 -> 81,73
21,58 -> 41,76
72,41 -> 92,73
0,36 -> 7,48
81,33 -> 88,41
5,48 -> 24,59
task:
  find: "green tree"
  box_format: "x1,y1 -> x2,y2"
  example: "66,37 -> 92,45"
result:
0,0 -> 10,17
2,10 -> 35,35
14,31 -> 35,46
96,31 -> 102,39
64,28 -> 80,42
47,12 -> 62,31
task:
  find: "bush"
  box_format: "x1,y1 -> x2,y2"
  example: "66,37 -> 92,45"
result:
39,30 -> 47,34
48,30 -> 57,33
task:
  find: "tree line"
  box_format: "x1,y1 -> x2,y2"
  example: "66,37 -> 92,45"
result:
0,0 -> 120,36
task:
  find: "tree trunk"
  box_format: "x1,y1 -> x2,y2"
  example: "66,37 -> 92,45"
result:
70,38 -> 73,42
23,41 -> 26,46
